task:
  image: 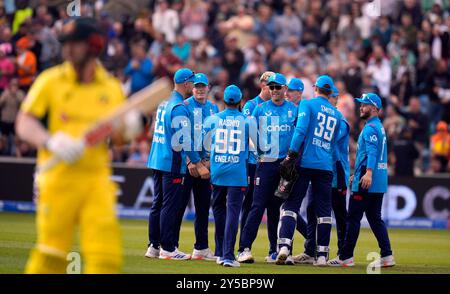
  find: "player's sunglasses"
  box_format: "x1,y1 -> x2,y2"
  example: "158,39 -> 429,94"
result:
269,85 -> 283,90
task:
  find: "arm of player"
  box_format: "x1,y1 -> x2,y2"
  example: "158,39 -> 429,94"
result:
289,100 -> 311,153
172,105 -> 209,179
279,101 -> 310,179
16,112 -> 84,163
360,126 -> 378,189
251,105 -> 266,155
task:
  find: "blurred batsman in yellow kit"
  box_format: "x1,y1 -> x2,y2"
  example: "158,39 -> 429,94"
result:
15,18 -> 143,274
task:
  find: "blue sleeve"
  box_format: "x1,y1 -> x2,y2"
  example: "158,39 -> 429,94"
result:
290,101 -> 311,152
332,118 -> 342,164
140,59 -> 153,78
251,106 -> 261,154
242,101 -> 254,117
363,125 -> 378,170
172,104 -> 201,164
202,116 -> 216,158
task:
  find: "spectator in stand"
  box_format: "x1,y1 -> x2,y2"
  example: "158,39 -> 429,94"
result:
427,59 -> 450,124
153,42 -> 182,80
126,140 -> 150,166
430,121 -> 450,172
342,51 -> 365,99
221,34 -> 244,86
32,19 -> 60,70
253,4 -> 276,44
15,36 -> 36,92
367,45 -> 392,100
274,4 -> 302,46
0,78 -> 24,154
172,34 -> 191,63
124,38 -> 153,94
393,127 -> 419,176
152,0 -> 179,44
180,0 -> 208,42
391,72 -> 415,107
0,46 -> 15,93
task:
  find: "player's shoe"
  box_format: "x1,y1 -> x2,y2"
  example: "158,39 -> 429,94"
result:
191,248 -> 217,261
216,257 -> 224,265
223,259 -> 240,267
314,256 -> 328,266
327,256 -> 355,267
144,244 -> 160,258
237,248 -> 254,263
375,255 -> 396,268
285,255 -> 295,265
293,253 -> 315,264
159,248 -> 191,260
275,246 -> 289,265
265,252 -> 278,264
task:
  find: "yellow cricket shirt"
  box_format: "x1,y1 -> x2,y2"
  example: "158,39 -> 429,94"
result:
21,61 -> 125,179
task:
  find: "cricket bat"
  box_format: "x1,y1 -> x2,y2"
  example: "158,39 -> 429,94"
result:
38,77 -> 172,173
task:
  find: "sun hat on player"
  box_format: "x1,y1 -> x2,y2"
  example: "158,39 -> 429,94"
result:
174,68 -> 195,84
193,73 -> 209,86
288,78 -> 304,92
224,85 -> 242,104
267,73 -> 287,86
355,93 -> 382,110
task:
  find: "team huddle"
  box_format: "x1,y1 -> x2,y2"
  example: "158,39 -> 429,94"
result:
16,17 -> 395,273
144,68 -> 396,268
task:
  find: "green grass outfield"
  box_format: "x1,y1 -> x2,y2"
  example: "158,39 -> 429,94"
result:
1,212 -> 449,274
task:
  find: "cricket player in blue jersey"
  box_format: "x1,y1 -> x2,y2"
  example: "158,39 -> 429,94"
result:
145,68 -> 210,260
294,86 -> 350,264
285,77 -> 308,241
286,78 -> 304,106
328,93 -> 395,267
237,73 -> 298,264
240,71 -> 274,242
203,85 -> 249,267
276,75 -> 342,266
172,73 -> 219,261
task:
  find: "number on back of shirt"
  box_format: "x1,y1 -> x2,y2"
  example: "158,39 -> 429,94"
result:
314,112 -> 337,141
154,107 -> 166,135
215,128 -> 242,155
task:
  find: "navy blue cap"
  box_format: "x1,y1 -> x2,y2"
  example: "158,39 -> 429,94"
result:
355,93 -> 382,109
315,75 -> 334,91
331,85 -> 339,98
174,68 -> 195,84
288,78 -> 304,91
58,17 -> 104,43
224,85 -> 242,104
267,73 -> 287,86
194,73 -> 209,86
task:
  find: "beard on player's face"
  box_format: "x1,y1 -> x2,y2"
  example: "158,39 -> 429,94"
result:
184,83 -> 194,97
360,105 -> 372,119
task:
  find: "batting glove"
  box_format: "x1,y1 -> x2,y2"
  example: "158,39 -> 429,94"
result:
45,132 -> 85,164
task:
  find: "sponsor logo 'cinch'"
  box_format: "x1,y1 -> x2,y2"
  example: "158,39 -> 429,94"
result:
266,124 -> 291,132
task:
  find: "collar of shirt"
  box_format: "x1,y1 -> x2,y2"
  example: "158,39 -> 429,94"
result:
61,61 -> 109,84
366,116 -> 380,125
316,95 -> 331,103
268,99 -> 286,107
171,90 -> 184,103
193,97 -> 207,106
225,108 -> 240,114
